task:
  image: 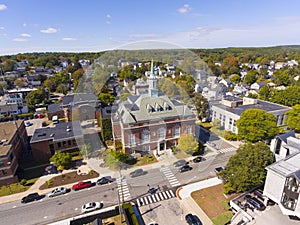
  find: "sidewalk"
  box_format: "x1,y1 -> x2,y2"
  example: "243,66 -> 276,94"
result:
0,149 -> 218,205
177,177 -> 223,225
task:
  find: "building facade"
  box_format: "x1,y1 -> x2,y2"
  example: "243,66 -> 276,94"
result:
209,96 -> 291,134
30,121 -> 84,162
0,121 -> 28,186
112,61 -> 196,154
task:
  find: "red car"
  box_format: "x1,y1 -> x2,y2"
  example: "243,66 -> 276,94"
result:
72,181 -> 93,191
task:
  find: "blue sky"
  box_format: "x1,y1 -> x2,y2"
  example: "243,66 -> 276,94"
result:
1,0 -> 300,55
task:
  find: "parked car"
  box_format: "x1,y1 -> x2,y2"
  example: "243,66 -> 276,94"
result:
48,187 -> 67,197
24,121 -> 32,127
72,181 -> 93,191
193,156 -> 204,163
244,194 -> 266,211
97,176 -> 113,185
185,213 -> 202,225
147,222 -> 158,225
42,121 -> 48,127
214,166 -> 225,173
129,169 -> 147,178
81,202 -> 102,213
21,193 -> 40,203
253,189 -> 264,201
179,165 -> 193,173
173,159 -> 187,167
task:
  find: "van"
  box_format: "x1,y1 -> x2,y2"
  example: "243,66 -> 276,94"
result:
52,115 -> 58,124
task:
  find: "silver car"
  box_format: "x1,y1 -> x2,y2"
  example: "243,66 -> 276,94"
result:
81,202 -> 102,213
48,187 -> 67,197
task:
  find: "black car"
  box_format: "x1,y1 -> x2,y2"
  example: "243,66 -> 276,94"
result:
21,193 -> 40,203
185,213 -> 202,225
97,176 -> 113,185
129,169 -> 147,178
173,159 -> 187,167
179,165 -> 192,173
214,166 -> 225,173
244,194 -> 266,211
193,156 -> 204,163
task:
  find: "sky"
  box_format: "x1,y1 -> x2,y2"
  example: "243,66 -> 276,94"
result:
1,0 -> 300,55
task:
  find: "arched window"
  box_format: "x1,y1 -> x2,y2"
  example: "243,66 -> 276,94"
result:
141,130 -> 150,143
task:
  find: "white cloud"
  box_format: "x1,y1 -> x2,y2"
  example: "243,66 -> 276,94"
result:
20,33 -> 31,37
178,4 -> 191,14
0,4 -> 7,11
106,21 -> 112,25
40,27 -> 58,34
0,27 -> 4,30
23,23 -> 27,27
62,37 -> 77,41
106,14 -> 111,18
13,38 -> 28,42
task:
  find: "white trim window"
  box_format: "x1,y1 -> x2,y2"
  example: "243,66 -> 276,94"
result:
174,125 -> 180,137
186,126 -> 192,134
141,130 -> 150,143
158,127 -> 166,140
128,134 -> 135,145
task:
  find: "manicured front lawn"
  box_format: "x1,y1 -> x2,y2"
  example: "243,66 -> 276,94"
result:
39,170 -> 99,190
0,183 -> 29,197
134,154 -> 158,166
173,149 -> 191,159
191,184 -> 238,225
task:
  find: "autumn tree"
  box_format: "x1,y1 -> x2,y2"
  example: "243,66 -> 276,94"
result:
218,142 -> 274,194
236,108 -> 278,142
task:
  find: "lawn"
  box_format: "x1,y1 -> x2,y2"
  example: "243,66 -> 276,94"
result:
102,214 -> 126,225
0,183 -> 29,197
39,170 -> 99,190
134,154 -> 158,166
173,149 -> 191,159
191,184 -> 238,225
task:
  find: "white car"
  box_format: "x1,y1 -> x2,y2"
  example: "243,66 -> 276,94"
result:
81,202 -> 102,213
48,187 -> 67,197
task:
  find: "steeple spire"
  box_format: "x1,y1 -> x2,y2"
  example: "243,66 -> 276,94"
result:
148,59 -> 158,98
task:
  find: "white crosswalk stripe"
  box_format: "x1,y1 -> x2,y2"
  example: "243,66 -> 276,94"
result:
160,167 -> 181,187
136,190 -> 176,207
219,147 -> 236,153
116,177 -> 131,201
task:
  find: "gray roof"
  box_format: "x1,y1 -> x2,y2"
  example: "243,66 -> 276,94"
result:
30,121 -> 83,143
277,130 -> 295,144
266,152 -> 300,177
62,93 -> 98,106
47,103 -> 63,114
116,93 -> 195,124
211,97 -> 290,116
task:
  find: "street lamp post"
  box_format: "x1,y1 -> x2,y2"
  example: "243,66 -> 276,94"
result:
118,163 -> 124,223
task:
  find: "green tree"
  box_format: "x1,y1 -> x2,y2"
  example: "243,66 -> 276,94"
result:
98,92 -> 115,106
243,70 -> 257,85
50,152 -> 72,169
25,87 -> 46,111
56,84 -> 68,95
193,93 -> 209,121
229,74 -> 241,84
236,108 -> 278,142
72,69 -> 84,90
105,150 -> 129,169
178,133 -> 199,154
258,85 -> 270,100
218,142 -> 274,194
286,104 -> 300,132
269,86 -> 300,106
273,69 -> 292,86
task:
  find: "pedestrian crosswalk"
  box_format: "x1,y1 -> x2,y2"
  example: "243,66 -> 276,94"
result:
136,189 -> 175,207
160,167 -> 181,187
116,177 -> 131,201
219,146 -> 236,153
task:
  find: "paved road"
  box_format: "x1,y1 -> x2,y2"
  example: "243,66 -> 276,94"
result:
0,150 -> 234,225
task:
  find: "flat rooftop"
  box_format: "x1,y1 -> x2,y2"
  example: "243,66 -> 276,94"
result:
0,121 -> 23,156
30,121 -> 83,143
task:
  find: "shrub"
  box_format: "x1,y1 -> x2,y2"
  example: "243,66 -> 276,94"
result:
46,180 -> 53,187
20,179 -> 27,186
224,131 -> 238,141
